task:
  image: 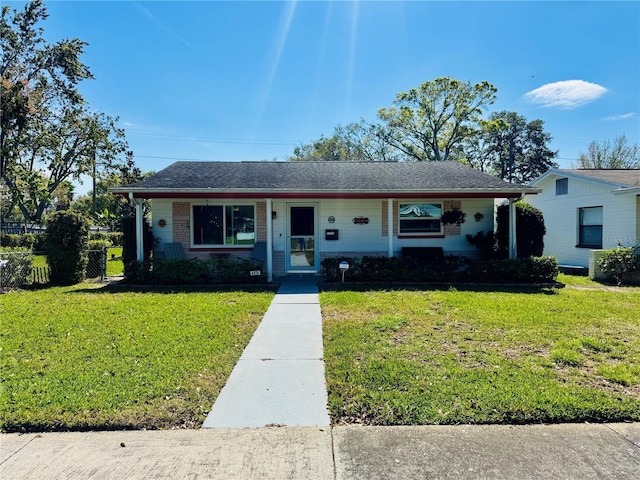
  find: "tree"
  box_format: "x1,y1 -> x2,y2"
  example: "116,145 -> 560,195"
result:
72,151 -> 152,230
575,134 -> 640,169
496,202 -> 546,259
467,111 -> 558,184
376,77 -> 497,162
45,210 -> 89,285
1,1 -> 127,223
289,121 -> 403,162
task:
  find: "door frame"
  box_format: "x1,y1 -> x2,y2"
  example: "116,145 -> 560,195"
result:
286,202 -> 319,273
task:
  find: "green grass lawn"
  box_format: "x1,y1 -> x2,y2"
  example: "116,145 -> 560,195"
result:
31,247 -> 123,278
0,284 -> 273,432
321,275 -> 640,426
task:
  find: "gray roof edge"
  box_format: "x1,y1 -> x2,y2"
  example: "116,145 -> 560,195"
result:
110,186 -> 539,195
530,169 -> 635,189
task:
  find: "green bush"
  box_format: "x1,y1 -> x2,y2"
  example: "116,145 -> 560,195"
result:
121,216 -> 154,265
496,202 -> 546,258
597,246 -> 640,285
89,231 -> 123,246
466,231 -> 497,260
0,248 -> 33,289
45,212 -> 89,286
0,233 -> 47,251
466,256 -> 558,283
0,234 -> 21,248
321,255 -> 558,284
152,259 -> 213,284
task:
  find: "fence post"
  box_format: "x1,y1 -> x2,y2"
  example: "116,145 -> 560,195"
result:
100,247 -> 107,282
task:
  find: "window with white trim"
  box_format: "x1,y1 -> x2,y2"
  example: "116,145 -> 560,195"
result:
192,204 -> 255,246
577,206 -> 602,248
398,203 -> 443,235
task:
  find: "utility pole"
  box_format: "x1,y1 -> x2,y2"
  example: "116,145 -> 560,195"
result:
92,147 -> 97,216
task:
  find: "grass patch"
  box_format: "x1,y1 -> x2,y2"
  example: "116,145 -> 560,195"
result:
321,276 -> 640,425
0,284 -> 273,432
106,247 -> 123,277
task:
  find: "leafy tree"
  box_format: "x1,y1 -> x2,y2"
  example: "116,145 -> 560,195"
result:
289,121 -> 402,162
496,202 -> 546,259
471,111 -> 558,184
1,1 -> 127,223
376,77 -> 497,162
575,134 -> 640,169
45,210 -> 89,285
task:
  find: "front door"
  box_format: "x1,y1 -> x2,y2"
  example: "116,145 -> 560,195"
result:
287,205 -> 317,272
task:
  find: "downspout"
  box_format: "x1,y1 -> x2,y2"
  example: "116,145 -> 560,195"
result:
129,192 -> 144,262
266,198 -> 273,283
387,198 -> 394,257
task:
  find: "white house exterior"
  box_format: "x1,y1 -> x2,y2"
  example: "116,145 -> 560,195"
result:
114,161 -> 539,281
526,169 -> 640,268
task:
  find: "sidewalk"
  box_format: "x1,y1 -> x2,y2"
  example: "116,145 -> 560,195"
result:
202,276 -> 330,428
2,423 -> 639,479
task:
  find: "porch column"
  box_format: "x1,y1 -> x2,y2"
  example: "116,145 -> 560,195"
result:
265,198 -> 273,282
387,198 -> 394,257
131,193 -> 144,262
509,197 -> 517,259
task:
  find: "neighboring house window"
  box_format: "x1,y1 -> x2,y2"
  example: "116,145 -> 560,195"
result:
192,205 -> 255,246
577,206 -> 603,248
399,203 -> 443,235
556,178 -> 568,195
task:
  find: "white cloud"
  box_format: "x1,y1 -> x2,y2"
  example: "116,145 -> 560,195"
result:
604,112 -> 636,121
524,80 -> 607,109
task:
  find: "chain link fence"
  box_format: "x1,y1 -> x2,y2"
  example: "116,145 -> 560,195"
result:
0,250 -> 107,291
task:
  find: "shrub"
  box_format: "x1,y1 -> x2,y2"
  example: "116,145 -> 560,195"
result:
466,256 -> 558,283
596,246 -> 640,285
45,211 -> 89,286
321,255 -> 558,284
0,248 -> 33,289
152,259 -> 213,284
89,231 -> 124,246
121,216 -> 154,265
0,234 -> 21,248
466,231 -> 497,260
496,202 -> 546,258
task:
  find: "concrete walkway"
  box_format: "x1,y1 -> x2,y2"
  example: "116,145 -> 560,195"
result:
2,423 -> 639,479
202,276 -> 330,428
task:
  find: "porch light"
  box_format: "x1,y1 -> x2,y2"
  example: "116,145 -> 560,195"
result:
474,212 -> 484,222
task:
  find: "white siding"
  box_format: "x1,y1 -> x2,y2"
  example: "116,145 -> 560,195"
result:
149,199 -> 173,247
526,175 -> 639,267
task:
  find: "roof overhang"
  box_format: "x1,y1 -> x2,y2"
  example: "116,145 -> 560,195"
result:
110,187 -> 539,200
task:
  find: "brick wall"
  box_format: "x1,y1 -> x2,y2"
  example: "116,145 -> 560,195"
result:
172,202 -> 190,247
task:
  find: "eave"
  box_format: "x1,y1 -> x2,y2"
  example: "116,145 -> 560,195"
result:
110,187 -> 539,200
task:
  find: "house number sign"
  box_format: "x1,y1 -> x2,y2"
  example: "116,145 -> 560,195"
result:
353,217 -> 369,225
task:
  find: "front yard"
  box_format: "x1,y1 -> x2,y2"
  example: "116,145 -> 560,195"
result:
322,274 -> 640,425
0,285 -> 274,432
1,275 -> 638,432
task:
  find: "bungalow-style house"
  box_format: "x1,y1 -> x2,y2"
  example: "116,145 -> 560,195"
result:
114,161 -> 539,281
526,169 -> 640,268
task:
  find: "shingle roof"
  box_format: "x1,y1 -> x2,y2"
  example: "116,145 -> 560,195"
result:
558,169 -> 640,188
116,161 -> 538,198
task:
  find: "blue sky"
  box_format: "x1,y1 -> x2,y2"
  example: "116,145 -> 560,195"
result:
7,1 -> 640,194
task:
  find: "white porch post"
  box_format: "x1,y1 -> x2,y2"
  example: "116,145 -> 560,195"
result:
509,197 -> 517,259
133,195 -> 144,262
266,198 -> 273,282
387,198 -> 394,257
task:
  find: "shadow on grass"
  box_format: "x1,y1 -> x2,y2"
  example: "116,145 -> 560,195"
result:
319,281 -> 564,295
65,282 -> 281,295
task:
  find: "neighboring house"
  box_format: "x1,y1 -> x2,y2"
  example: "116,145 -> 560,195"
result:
114,161 -> 539,281
526,169 -> 640,268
